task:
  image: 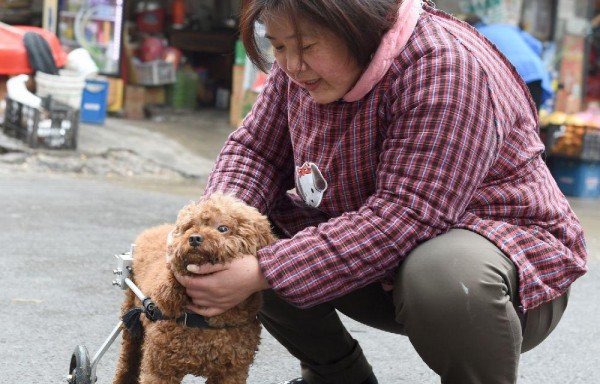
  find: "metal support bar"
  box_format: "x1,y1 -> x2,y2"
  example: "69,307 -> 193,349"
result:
124,278 -> 148,303
90,321 -> 123,382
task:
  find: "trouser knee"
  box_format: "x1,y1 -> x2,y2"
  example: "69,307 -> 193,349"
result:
395,230 -> 520,324
394,229 -> 523,383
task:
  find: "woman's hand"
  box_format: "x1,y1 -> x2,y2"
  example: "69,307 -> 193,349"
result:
174,254 -> 271,317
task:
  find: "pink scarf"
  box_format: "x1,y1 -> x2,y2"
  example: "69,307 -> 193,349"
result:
343,0 -> 422,102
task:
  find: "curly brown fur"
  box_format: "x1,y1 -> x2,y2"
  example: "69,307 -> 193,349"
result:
113,193 -> 276,384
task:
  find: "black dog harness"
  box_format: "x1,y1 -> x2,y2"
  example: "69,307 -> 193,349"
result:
122,297 -> 245,339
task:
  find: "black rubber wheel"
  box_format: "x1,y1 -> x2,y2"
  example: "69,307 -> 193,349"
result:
23,31 -> 59,75
67,345 -> 92,384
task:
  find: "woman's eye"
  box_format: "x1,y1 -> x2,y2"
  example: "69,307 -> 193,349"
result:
217,225 -> 229,233
302,44 -> 314,51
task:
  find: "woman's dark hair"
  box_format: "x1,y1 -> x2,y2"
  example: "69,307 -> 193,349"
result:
239,0 -> 401,72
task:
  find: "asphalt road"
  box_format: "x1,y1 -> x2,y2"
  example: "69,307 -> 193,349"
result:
1,172 -> 598,384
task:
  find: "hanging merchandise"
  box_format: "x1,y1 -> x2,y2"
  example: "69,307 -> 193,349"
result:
171,0 -> 185,29
136,0 -> 165,34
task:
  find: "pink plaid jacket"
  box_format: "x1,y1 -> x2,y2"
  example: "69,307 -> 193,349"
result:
205,5 -> 587,312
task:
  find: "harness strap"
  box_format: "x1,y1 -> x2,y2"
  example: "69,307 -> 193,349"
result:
121,305 -> 251,339
153,310 -> 214,328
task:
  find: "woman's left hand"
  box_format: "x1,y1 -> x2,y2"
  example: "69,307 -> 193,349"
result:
174,254 -> 271,317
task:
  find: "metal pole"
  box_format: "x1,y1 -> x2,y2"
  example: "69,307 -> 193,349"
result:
90,321 -> 123,382
124,277 -> 148,302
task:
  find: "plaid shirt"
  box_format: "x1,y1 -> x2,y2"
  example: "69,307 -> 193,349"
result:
205,6 -> 587,312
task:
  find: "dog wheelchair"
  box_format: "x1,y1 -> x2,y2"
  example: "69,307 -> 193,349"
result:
67,245 -> 159,384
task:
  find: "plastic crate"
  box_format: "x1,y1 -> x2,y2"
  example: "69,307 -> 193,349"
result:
135,60 -> 176,86
582,129 -> 600,161
549,156 -> 600,198
2,96 -> 79,149
549,124 -> 600,161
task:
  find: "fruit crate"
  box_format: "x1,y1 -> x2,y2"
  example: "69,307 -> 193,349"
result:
547,124 -> 600,161
2,96 -> 79,149
134,59 -> 176,86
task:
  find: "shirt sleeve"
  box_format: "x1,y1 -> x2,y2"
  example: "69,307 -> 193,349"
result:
258,45 -> 500,308
204,66 -> 295,213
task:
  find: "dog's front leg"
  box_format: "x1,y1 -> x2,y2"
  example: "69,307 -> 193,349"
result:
139,366 -> 185,384
113,291 -> 144,384
206,367 -> 250,384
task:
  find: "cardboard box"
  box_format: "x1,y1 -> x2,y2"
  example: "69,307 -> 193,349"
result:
144,86 -> 166,105
123,85 -> 145,119
107,77 -> 124,113
229,64 -> 245,127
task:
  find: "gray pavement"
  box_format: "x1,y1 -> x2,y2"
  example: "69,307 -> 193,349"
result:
1,111 -> 599,383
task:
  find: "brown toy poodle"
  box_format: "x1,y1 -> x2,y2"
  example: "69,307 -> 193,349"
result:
113,193 -> 276,384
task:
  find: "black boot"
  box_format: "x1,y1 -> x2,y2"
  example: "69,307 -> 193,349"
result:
277,372 -> 378,384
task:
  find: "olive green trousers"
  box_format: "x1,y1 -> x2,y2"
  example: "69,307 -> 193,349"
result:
258,229 -> 569,384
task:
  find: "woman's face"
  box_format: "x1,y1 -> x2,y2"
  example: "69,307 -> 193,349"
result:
263,13 -> 363,104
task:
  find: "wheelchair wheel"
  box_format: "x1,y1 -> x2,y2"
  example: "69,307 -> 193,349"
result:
67,345 -> 92,384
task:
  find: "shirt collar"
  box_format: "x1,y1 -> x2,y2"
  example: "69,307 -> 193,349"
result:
342,0 -> 422,102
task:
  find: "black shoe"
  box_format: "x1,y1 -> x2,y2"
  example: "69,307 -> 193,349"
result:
277,372 -> 378,384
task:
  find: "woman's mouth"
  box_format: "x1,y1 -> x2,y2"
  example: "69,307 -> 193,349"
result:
301,79 -> 320,92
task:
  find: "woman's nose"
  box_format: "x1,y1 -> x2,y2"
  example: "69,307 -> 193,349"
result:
286,51 -> 305,74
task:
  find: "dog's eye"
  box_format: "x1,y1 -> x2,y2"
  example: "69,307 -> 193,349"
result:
217,225 -> 229,233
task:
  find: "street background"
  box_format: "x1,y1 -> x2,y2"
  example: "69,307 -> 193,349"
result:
0,112 -> 599,383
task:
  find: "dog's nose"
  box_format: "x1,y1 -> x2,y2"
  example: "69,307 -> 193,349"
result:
189,234 -> 204,247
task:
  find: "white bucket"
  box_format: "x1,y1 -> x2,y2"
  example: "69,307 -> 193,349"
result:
35,71 -> 86,110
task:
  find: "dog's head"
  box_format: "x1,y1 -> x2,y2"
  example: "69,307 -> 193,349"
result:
167,193 -> 276,276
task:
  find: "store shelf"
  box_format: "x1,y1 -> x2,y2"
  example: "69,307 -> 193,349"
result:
60,38 -> 111,49
168,29 -> 237,55
59,10 -> 115,23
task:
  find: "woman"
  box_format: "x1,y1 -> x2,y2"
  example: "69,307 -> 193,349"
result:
175,1 -> 588,383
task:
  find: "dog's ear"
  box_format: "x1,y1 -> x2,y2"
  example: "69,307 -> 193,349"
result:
208,193 -> 276,251
236,213 -> 276,252
174,201 -> 197,230
253,217 -> 277,248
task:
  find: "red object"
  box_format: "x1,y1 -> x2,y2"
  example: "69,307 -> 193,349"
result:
161,47 -> 182,68
0,25 -> 67,75
171,0 -> 185,28
136,1 -> 165,34
140,36 -> 164,62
